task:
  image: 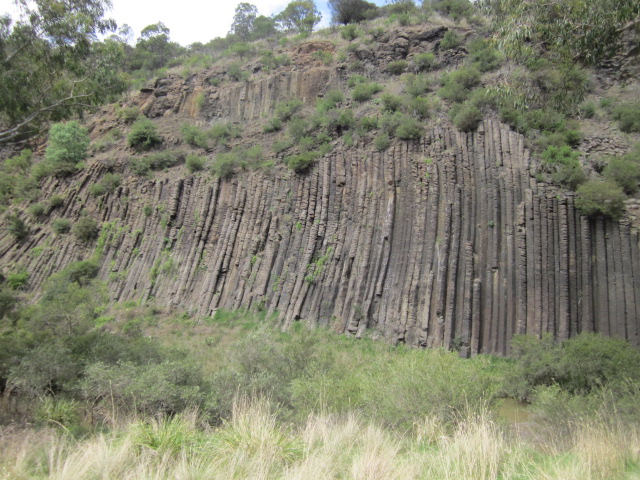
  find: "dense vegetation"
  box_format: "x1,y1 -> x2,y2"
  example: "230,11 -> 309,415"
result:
0,269 -> 639,477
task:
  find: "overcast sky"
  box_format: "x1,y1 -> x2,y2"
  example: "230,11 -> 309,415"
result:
1,0 -> 390,46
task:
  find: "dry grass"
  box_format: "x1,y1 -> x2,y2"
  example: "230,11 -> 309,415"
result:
0,398 -> 638,480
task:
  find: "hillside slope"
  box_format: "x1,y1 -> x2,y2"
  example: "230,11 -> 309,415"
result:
1,22 -> 639,355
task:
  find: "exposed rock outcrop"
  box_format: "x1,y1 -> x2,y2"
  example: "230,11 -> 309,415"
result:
2,116 -> 638,355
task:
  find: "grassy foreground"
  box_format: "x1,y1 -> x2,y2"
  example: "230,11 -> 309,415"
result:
1,282 -> 640,479
1,397 -> 638,480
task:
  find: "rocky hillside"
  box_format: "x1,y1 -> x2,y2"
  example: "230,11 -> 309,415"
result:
1,21 -> 639,356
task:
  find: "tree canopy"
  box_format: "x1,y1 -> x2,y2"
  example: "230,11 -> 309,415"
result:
230,3 -> 259,40
0,0 -> 127,143
275,1 -> 322,34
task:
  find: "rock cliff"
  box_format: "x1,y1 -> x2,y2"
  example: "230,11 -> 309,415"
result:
1,27 -> 639,356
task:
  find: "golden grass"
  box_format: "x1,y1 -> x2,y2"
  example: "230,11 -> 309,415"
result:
0,398 -> 638,480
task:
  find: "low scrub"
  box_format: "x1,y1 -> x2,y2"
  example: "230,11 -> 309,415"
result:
128,118 -> 163,151
351,82 -> 383,102
575,180 -> 626,219
438,66 -> 481,103
72,217 -> 100,242
612,102 -> 640,133
451,102 -> 482,132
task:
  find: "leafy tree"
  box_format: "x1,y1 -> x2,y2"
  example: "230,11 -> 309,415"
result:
251,15 -> 278,40
230,3 -> 258,40
328,0 -> 378,24
480,0 -> 640,64
276,1 -> 322,34
44,121 -> 90,176
130,22 -> 184,71
0,0 -> 126,143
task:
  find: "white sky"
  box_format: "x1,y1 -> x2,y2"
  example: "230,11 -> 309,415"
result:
1,0 -> 389,47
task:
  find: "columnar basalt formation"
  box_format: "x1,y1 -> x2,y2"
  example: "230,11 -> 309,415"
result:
2,116 -> 639,356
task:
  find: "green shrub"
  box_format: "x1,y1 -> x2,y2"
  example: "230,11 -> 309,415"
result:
5,149 -> 32,174
63,260 -> 101,286
539,145 -> 586,189
468,38 -> 503,72
275,99 -> 303,121
243,145 -> 264,169
7,214 -> 28,241
575,180 -> 626,220
273,138 -> 293,153
28,203 -> 46,220
386,60 -> 408,75
440,30 -> 462,50
532,65 -> 588,114
506,333 -> 640,400
286,151 -> 318,173
144,151 -> 184,170
312,50 -> 333,65
404,73 -> 432,98
438,66 -> 481,103
580,100 -> 596,118
541,145 -> 579,166
524,109 -> 566,133
7,271 -> 29,290
288,116 -> 311,140
381,93 -> 403,112
347,74 -> 368,88
211,152 -> 241,178
604,154 -> 640,194
469,88 -> 497,111
326,108 -> 356,133
316,90 -> 344,113
263,117 -> 283,133
130,157 -> 151,176
186,154 -> 206,173
227,62 -> 248,82
180,124 -> 209,148
359,116 -> 379,132
406,96 -> 431,119
91,173 -> 122,196
209,123 -> 242,145
45,121 -> 90,176
374,133 -> 391,151
352,82 -> 383,102
49,195 -> 64,209
552,162 -> 587,190
612,103 -> 640,133
413,52 -> 436,72
117,106 -> 140,123
395,116 -> 423,140
451,103 -> 482,131
341,24 -> 360,41
52,218 -> 72,234
73,217 -> 100,242
357,349 -> 497,429
128,118 -> 163,151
